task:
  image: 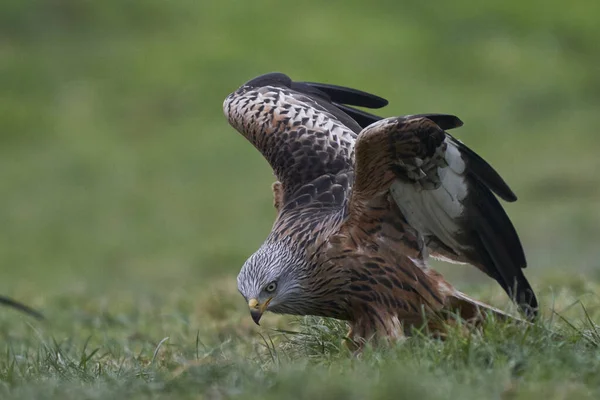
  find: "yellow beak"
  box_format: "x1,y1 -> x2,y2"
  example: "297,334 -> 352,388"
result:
248,297 -> 271,325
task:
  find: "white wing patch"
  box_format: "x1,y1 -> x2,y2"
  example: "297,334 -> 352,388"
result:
390,138 -> 468,257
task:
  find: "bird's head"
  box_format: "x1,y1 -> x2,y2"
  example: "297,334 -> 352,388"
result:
237,242 -> 308,325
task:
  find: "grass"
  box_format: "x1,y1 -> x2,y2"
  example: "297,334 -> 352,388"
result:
2,300 -> 600,399
1,0 -> 600,398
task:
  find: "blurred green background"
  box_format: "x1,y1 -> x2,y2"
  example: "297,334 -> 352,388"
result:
2,0 -> 600,314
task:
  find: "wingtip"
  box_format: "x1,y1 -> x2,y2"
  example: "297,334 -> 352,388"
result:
235,73 -> 390,111
301,81 -> 389,109
449,136 -> 519,203
505,192 -> 518,202
411,114 -> 464,131
242,72 -> 292,89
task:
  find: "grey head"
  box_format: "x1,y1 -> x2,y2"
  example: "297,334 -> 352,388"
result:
237,241 -> 310,324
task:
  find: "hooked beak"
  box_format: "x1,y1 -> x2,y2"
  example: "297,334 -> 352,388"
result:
248,297 -> 271,325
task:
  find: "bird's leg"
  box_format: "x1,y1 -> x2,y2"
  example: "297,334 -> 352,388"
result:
343,326 -> 362,354
344,322 -> 409,355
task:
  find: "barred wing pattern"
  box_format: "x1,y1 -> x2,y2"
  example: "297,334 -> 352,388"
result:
224,72 -> 537,321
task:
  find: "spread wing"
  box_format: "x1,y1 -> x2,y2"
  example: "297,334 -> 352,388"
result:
224,72 -> 536,317
346,116 -> 537,318
223,72 -> 386,208
223,72 -> 453,207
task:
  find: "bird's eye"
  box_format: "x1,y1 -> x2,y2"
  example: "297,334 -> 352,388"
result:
265,282 -> 277,293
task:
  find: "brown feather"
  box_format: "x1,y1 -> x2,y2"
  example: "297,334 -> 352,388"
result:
225,73 -> 535,346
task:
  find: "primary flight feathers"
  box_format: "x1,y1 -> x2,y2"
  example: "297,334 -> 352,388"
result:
224,72 -> 537,342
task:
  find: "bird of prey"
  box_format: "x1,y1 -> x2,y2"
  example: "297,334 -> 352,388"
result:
223,72 -> 537,342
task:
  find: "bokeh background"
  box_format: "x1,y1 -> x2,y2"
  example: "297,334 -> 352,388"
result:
2,0 -> 600,334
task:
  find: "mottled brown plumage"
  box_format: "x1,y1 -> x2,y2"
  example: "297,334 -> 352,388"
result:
224,72 -> 537,343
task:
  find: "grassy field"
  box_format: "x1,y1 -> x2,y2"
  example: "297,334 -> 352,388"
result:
2,0 -> 600,398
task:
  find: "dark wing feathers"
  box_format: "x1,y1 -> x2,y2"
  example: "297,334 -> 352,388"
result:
302,78 -> 512,208
224,72 -> 536,317
451,137 -> 517,202
301,79 -> 464,132
462,176 -> 535,315
298,81 -> 389,109
342,114 -> 537,318
239,72 -> 384,134
242,71 -> 293,89
330,104 -> 465,133
329,103 -> 383,131
223,73 -> 357,205
298,82 -> 513,204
